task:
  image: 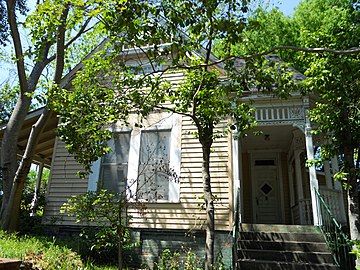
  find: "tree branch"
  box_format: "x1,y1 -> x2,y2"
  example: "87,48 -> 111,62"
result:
46,17 -> 94,65
54,3 -> 70,83
6,0 -> 27,94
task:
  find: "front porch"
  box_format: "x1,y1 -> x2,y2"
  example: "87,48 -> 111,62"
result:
232,98 -> 347,226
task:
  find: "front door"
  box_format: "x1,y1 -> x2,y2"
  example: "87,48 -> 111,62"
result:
252,158 -> 281,224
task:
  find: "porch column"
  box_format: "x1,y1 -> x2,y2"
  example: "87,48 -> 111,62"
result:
232,132 -> 242,224
30,163 -> 44,216
305,119 -> 321,226
287,157 -> 295,207
294,150 -> 305,224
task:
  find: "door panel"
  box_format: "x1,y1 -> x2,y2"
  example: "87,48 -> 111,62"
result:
254,166 -> 280,224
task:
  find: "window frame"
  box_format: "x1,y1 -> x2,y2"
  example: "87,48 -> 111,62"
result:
88,114 -> 181,203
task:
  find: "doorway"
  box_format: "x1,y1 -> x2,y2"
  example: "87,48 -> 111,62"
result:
252,156 -> 282,224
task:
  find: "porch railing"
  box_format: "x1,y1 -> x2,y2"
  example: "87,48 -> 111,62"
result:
292,187 -> 346,226
315,188 -> 355,269
319,187 -> 347,224
292,199 -> 313,225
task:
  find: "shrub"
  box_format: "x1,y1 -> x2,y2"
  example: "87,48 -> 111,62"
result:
154,248 -> 227,270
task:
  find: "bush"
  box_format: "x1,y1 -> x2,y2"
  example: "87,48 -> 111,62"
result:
154,248 -> 228,270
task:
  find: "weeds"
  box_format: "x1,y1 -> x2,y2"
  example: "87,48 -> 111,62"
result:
0,230 -> 117,269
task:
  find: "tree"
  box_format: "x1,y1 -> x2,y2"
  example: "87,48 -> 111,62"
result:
0,0 -> 103,232
53,1 -> 301,269
229,0 -> 360,264
293,0 -> 360,262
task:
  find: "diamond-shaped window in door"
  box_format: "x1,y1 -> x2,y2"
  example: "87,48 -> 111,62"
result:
260,183 -> 273,195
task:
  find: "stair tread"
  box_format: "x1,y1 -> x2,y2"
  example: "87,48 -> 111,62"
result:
238,258 -> 336,265
237,259 -> 339,269
236,224 -> 339,269
239,249 -> 332,254
239,224 -> 321,233
238,239 -> 328,244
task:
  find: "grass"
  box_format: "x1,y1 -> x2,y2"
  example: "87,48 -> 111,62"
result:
0,230 -> 117,270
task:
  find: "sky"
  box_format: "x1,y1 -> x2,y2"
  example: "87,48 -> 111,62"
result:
0,1 -> 303,86
276,0 -> 303,15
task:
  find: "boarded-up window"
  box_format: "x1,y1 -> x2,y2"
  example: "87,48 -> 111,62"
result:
137,130 -> 171,201
99,132 -> 131,193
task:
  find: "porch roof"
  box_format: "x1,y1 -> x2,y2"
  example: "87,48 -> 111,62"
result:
0,108 -> 58,167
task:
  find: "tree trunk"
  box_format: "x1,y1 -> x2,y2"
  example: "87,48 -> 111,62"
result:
1,109 -> 53,231
118,228 -> 124,270
344,145 -> 360,266
201,139 -> 214,270
0,94 -> 32,222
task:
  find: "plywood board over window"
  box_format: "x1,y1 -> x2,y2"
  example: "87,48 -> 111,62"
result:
88,112 -> 181,203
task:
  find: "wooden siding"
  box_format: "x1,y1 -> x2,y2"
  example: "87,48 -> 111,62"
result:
43,138 -> 88,225
44,123 -> 232,230
241,153 -> 252,223
43,69 -> 233,230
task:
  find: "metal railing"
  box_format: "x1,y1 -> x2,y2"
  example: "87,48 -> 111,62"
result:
315,188 -> 355,269
232,188 -> 240,270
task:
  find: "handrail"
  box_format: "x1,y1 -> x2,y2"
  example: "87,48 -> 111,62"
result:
315,188 -> 355,269
232,187 -> 240,270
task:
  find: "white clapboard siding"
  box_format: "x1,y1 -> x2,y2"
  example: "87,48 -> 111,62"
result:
43,69 -> 233,231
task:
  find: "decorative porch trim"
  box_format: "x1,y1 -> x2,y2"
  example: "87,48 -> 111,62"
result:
254,105 -> 305,127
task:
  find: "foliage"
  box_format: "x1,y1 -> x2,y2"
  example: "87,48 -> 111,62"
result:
0,83 -> 18,124
61,189 -> 139,269
154,248 -> 228,270
0,230 -> 122,269
0,230 -> 84,269
19,168 -> 49,234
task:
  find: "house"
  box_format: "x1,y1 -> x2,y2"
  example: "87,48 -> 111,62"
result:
0,46 -> 348,269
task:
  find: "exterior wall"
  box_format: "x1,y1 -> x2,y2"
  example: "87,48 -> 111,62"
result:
241,153 -> 252,223
43,138 -> 88,225
134,229 -> 232,269
281,152 -> 291,224
44,116 -> 233,231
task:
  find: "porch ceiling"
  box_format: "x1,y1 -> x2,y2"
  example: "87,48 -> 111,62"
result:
0,108 -> 58,167
242,125 -> 295,152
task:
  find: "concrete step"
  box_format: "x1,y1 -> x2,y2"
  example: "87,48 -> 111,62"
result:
238,240 -> 329,252
240,223 -> 320,234
238,259 -> 339,270
238,231 -> 325,243
236,224 -> 339,270
238,249 -> 334,264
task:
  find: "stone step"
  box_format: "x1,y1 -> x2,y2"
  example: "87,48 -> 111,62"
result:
238,231 -> 325,243
238,240 -> 329,252
238,249 -> 334,264
239,224 -> 321,234
238,259 -> 339,270
236,224 -> 339,270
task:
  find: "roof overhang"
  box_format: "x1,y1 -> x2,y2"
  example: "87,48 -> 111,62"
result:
0,108 -> 58,168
